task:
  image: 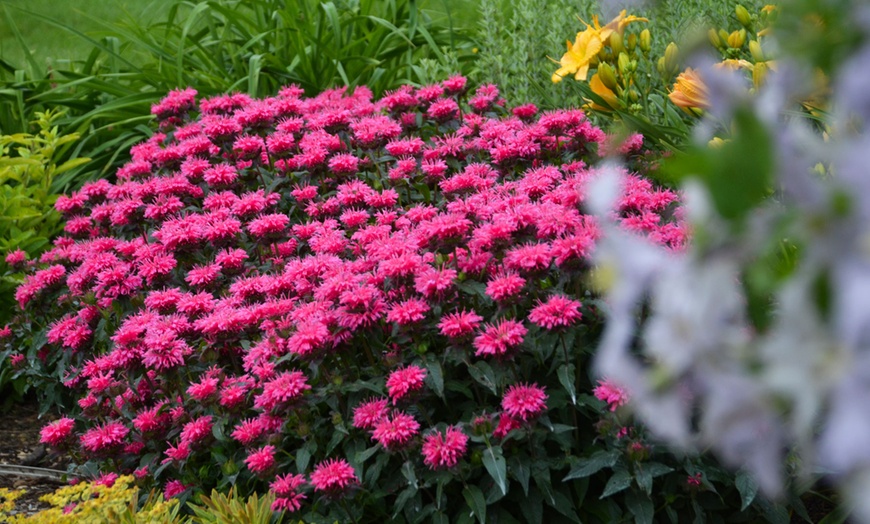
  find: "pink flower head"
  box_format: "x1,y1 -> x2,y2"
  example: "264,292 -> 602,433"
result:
528,294 -> 582,330
5,249 -> 27,267
438,310 -> 483,339
253,370 -> 311,412
40,417 -> 75,447
245,444 -> 277,476
501,383 -> 547,421
180,415 -> 213,446
473,319 -> 527,358
385,365 -> 427,404
352,397 -> 390,430
372,411 -> 420,451
271,473 -> 307,512
386,298 -> 430,325
310,458 -> 358,497
421,427 -> 468,470
164,479 -> 189,499
593,379 -> 629,412
493,414 -> 522,439
80,421 -> 129,453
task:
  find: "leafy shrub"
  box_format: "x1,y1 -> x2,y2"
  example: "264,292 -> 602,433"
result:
6,79 -> 799,522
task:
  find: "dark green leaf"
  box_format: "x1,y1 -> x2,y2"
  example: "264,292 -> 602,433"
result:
736,470 -> 758,511
625,490 -> 654,524
482,445 -> 508,496
600,469 -> 632,499
462,484 -> 486,524
563,450 -> 620,481
557,364 -> 576,405
424,358 -> 444,399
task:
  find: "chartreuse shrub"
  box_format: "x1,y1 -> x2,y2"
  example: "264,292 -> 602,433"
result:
5,78 -> 803,522
0,109 -> 89,404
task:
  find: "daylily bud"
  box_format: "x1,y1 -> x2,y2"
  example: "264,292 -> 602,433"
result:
617,52 -> 632,77
708,28 -> 722,48
598,62 -> 619,91
752,61 -> 769,88
749,39 -> 764,62
735,5 -> 752,28
718,29 -> 730,45
657,56 -> 666,77
639,29 -> 651,53
663,42 -> 680,76
610,32 -> 625,55
727,29 -> 746,49
626,33 -> 637,52
628,87 -> 639,103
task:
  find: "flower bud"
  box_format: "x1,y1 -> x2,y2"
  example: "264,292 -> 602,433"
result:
718,29 -> 730,45
626,33 -> 637,52
663,42 -> 680,76
657,56 -> 666,77
628,87 -> 639,103
598,62 -> 619,91
752,61 -> 769,88
639,29 -> 651,53
708,28 -> 722,48
735,4 -> 752,28
727,29 -> 746,49
610,31 -> 625,55
617,52 -> 632,77
749,39 -> 764,62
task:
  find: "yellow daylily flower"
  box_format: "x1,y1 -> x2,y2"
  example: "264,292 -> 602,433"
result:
551,29 -> 603,83
584,73 -> 623,112
583,9 -> 648,45
668,68 -> 709,115
716,59 -> 753,71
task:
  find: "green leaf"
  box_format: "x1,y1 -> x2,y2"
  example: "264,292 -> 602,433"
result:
296,439 -> 316,473
393,486 -> 417,519
563,450 -> 619,481
462,484 -> 486,524
600,469 -> 632,498
424,358 -> 444,399
736,470 -> 758,511
557,364 -> 576,405
482,445 -> 508,496
508,454 -> 530,496
466,361 -> 498,395
517,488 -> 543,524
625,490 -> 654,524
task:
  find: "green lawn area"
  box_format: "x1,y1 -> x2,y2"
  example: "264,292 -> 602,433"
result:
0,0 -> 177,70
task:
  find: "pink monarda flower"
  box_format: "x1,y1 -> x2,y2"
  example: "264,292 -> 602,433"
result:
386,298 -> 430,325
528,294 -> 583,330
247,213 -> 289,238
40,417 -> 75,447
271,473 -> 307,512
253,370 -> 311,412
372,411 -> 420,451
485,272 -> 526,303
310,458 -> 358,497
473,319 -> 527,358
352,397 -> 390,430
593,379 -> 629,412
180,415 -> 213,446
164,479 -> 189,499
438,310 -> 483,339
245,444 -> 277,476
80,421 -> 129,453
385,365 -> 427,404
5,249 -> 27,267
502,383 -> 547,421
421,427 -> 468,470
328,153 -> 360,175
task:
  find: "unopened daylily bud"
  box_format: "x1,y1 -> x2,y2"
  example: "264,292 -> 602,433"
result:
752,61 -> 769,88
610,32 -> 625,55
618,52 -> 632,77
598,62 -> 619,91
708,28 -> 722,48
749,40 -> 764,62
718,29 -> 730,45
663,42 -> 680,76
626,33 -> 637,52
735,5 -> 752,28
657,56 -> 667,76
639,29 -> 651,53
727,29 -> 746,49
628,87 -> 639,102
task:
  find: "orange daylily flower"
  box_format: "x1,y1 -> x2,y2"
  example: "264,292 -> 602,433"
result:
668,68 -> 709,115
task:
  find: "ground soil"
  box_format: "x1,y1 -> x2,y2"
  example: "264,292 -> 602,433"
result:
0,398 -> 70,517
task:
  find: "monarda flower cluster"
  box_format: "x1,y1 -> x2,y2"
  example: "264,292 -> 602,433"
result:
12,76 -> 684,514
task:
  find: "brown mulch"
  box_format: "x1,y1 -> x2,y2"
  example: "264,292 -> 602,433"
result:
0,398 -> 70,516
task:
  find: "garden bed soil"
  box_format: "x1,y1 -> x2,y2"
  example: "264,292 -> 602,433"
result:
0,398 -> 69,516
